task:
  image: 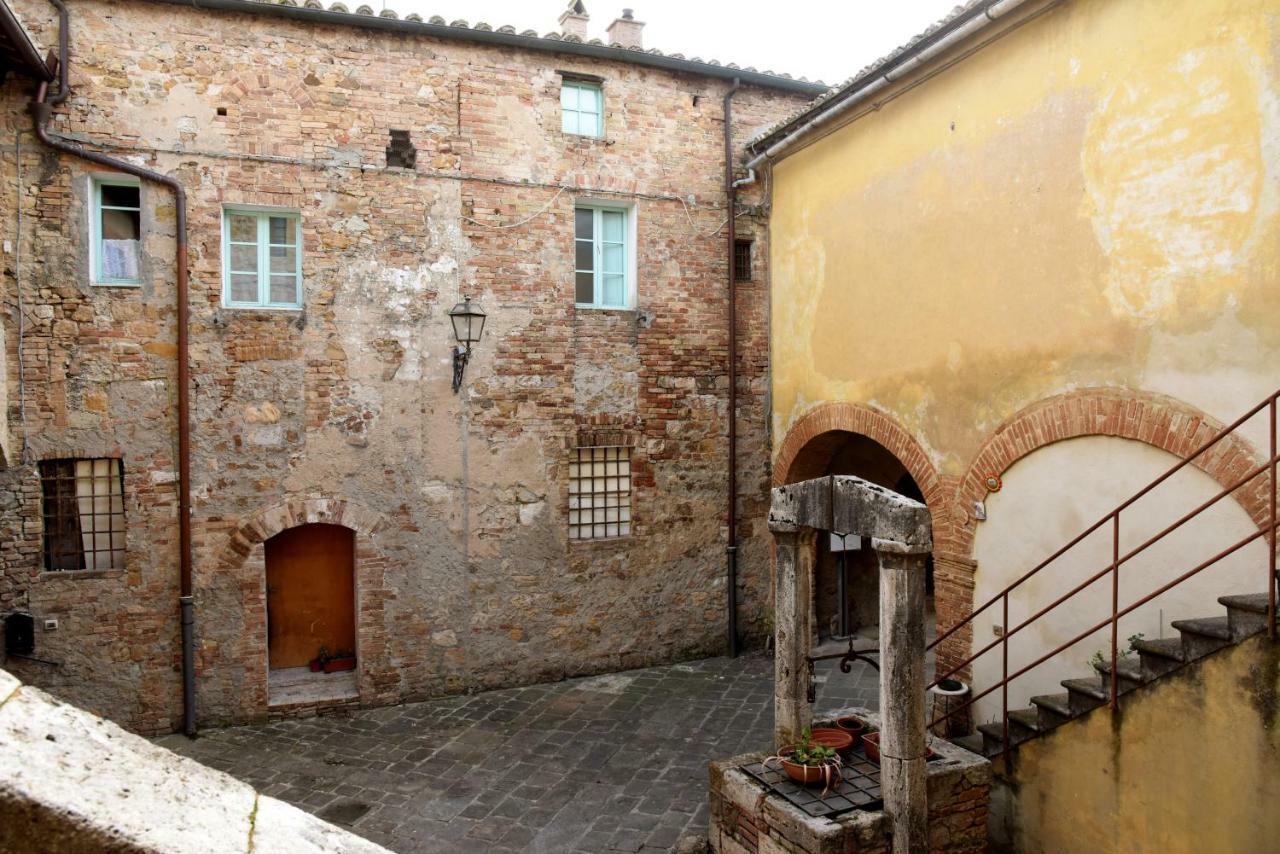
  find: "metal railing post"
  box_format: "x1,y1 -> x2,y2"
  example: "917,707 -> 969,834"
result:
1001,592 -> 1009,765
1110,514 -> 1120,710
1270,398 -> 1276,640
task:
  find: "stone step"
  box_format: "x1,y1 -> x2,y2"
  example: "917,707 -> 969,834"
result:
1029,693 -> 1075,730
1171,616 -> 1233,660
1132,636 -> 1186,680
1218,593 -> 1275,640
1093,656 -> 1146,694
951,733 -> 986,756
977,710 -> 1040,755
1061,676 -> 1110,715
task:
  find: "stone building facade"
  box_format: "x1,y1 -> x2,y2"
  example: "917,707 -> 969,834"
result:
0,0 -> 823,733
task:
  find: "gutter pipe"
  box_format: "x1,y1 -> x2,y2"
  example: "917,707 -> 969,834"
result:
724,78 -> 741,658
29,5 -> 196,737
745,0 -> 1035,170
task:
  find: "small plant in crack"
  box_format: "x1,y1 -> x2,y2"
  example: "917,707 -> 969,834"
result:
1088,633 -> 1145,674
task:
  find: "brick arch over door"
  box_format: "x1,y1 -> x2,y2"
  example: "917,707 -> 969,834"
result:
955,388 -> 1271,560
200,497 -> 396,724
773,402 -> 945,508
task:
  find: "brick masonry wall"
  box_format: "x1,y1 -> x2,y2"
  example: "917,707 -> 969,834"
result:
0,0 -> 814,732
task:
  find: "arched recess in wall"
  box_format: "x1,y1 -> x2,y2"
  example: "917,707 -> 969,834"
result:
956,388 -> 1271,560
953,389 -> 1271,720
201,497 -> 394,723
774,403 -> 943,642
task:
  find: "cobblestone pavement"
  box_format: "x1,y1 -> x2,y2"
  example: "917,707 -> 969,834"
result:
159,645 -> 907,853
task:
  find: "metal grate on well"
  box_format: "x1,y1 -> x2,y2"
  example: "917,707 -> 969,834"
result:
740,755 -> 884,819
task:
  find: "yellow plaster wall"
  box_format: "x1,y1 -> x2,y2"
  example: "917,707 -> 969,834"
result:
994,633 -> 1280,853
770,0 -> 1280,475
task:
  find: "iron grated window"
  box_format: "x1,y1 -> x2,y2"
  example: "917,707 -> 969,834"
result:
39,458 -> 126,571
569,446 -> 632,540
734,239 -> 753,282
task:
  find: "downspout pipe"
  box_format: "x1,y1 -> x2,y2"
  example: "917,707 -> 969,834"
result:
30,25 -> 196,736
745,0 -> 1035,171
724,77 -> 740,658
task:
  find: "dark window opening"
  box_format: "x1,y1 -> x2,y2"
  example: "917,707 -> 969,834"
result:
386,129 -> 417,169
216,107 -> 228,117
39,458 -> 126,571
733,239 -> 753,282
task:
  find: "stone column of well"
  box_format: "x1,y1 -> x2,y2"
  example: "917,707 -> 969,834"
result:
771,526 -> 816,749
875,537 -> 930,853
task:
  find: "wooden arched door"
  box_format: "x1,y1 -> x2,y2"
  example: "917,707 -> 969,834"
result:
265,523 -> 355,670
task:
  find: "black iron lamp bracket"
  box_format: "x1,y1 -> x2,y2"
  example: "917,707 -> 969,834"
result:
805,636 -> 880,704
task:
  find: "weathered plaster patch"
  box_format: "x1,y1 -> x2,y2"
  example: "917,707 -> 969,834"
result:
1083,43 -> 1279,320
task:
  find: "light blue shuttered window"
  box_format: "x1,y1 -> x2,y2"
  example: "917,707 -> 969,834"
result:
91,178 -> 142,286
222,209 -> 302,309
574,205 -> 630,309
561,80 -> 603,138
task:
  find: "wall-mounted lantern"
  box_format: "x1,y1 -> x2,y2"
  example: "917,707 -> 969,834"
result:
449,296 -> 487,393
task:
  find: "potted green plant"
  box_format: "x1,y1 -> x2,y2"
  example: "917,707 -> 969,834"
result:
766,729 -> 843,793
308,646 -> 331,673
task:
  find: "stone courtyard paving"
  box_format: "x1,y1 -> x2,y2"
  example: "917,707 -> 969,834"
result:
159,650 -> 887,853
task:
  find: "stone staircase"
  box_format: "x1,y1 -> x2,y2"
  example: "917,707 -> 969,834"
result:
964,591 -> 1275,757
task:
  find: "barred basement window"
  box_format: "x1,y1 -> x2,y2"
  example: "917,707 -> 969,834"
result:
733,239 -> 753,282
39,458 -> 126,571
569,446 -> 632,540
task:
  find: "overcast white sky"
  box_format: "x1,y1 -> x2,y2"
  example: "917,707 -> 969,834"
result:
387,1 -> 961,86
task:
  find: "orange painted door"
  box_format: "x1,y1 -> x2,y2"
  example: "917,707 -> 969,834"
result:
265,524 -> 355,670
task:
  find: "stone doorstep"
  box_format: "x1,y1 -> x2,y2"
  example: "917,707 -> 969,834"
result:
709,707 -> 990,854
268,667 -> 360,709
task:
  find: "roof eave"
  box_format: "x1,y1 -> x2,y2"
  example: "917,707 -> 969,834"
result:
0,0 -> 54,82
147,0 -> 830,96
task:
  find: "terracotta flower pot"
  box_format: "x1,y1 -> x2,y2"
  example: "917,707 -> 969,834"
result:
323,657 -> 356,673
308,659 -> 324,673
809,727 -> 854,754
862,732 -> 882,764
778,750 -> 842,789
861,732 -> 938,765
835,716 -> 867,740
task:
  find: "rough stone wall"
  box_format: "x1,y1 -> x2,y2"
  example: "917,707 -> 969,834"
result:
0,0 -> 813,732
0,666 -> 390,853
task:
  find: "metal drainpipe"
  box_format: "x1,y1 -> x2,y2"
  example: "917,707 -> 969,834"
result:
724,78 -> 740,658
30,9 -> 196,736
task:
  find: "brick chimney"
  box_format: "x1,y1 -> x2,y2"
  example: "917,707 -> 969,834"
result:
558,0 -> 590,40
607,8 -> 644,48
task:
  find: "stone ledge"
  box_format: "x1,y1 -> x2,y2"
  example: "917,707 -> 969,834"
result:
0,667 -> 389,854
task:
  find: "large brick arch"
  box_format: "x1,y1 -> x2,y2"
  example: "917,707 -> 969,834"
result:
772,402 -> 945,511
216,496 -> 389,569
955,388 -> 1270,559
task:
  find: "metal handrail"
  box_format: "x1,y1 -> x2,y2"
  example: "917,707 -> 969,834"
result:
926,390 -> 1280,764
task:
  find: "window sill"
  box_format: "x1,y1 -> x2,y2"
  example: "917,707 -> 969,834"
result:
569,535 -> 633,549
575,304 -> 634,313
220,305 -> 305,313
39,568 -> 126,581
90,281 -> 142,289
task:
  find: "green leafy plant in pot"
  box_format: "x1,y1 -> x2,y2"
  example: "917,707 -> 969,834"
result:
766,729 -> 843,794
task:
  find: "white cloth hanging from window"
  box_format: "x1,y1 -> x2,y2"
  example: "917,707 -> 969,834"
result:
74,459 -> 125,570
101,239 -> 140,281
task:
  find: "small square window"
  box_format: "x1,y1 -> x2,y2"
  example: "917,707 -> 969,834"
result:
734,239 -> 753,282
575,205 -> 631,309
569,446 -> 632,540
39,458 -> 126,571
561,80 -> 604,138
91,179 -> 141,286
222,208 -> 302,309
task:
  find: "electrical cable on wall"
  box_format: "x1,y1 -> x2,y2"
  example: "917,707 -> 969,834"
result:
14,129 -> 30,464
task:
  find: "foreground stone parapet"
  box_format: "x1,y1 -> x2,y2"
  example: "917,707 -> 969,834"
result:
708,708 -> 990,854
0,667 -> 388,853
